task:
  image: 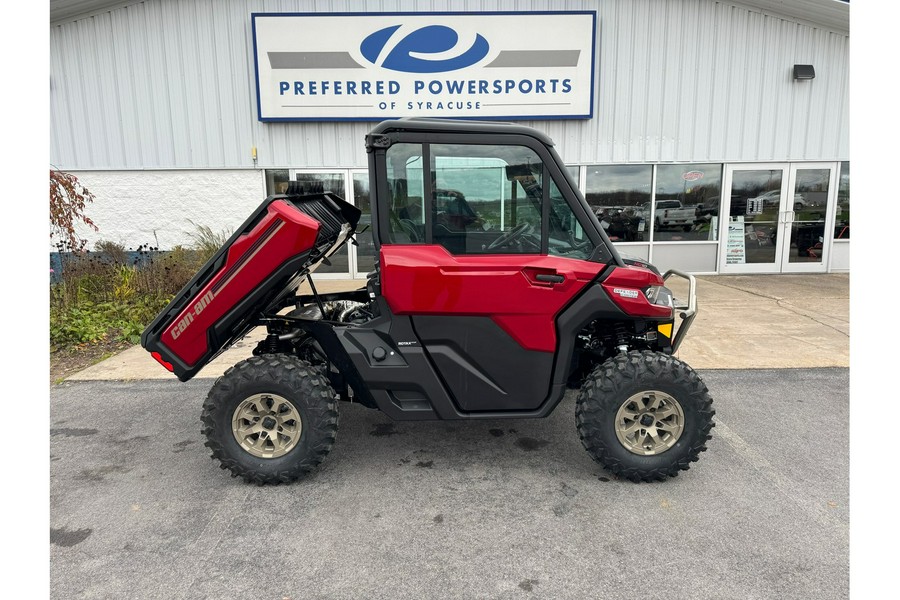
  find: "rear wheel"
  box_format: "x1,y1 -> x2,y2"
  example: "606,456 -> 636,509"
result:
576,351 -> 714,482
201,354 -> 338,484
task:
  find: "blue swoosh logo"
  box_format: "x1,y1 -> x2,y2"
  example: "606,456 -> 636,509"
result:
361,25 -> 490,73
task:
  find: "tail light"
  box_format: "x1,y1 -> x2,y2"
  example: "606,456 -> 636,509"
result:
151,352 -> 174,372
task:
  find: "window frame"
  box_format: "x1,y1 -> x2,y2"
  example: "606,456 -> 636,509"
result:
372,132 -> 608,260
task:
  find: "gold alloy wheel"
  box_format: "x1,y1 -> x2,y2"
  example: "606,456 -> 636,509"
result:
614,390 -> 685,456
231,393 -> 303,459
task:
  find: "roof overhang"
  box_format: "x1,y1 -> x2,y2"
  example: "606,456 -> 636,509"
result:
51,0 -> 850,34
721,0 -> 848,33
50,1 -> 143,25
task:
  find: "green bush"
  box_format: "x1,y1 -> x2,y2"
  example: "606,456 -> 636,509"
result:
50,302 -> 111,347
49,296 -> 174,349
50,224 -> 231,352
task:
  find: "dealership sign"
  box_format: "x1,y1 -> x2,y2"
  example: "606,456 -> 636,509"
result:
251,12 -> 596,121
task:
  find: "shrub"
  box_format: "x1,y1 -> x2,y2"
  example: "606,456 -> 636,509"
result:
188,220 -> 231,263
50,302 -> 111,347
95,240 -> 128,265
50,223 -> 230,351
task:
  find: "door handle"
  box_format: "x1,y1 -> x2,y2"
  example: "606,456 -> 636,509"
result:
523,267 -> 566,287
535,273 -> 565,284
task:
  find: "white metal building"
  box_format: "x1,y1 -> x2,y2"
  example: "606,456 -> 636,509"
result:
49,0 -> 850,278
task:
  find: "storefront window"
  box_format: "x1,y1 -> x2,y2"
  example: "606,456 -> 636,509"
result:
836,161 -> 849,240
585,165 -> 652,242
265,169 -> 289,195
295,172 -> 345,197
654,164 -> 723,241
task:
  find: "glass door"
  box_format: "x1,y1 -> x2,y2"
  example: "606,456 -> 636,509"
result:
719,164 -> 789,273
778,164 -> 837,273
719,163 -> 837,274
291,170 -> 349,278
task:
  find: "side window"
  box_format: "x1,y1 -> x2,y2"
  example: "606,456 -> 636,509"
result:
384,142 -> 597,257
548,179 -> 595,260
385,143 -> 425,243
431,144 -> 543,254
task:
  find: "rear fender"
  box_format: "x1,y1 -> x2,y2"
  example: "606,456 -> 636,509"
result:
266,316 -> 379,410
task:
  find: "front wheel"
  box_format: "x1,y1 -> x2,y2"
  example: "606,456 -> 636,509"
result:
576,351 -> 714,482
201,354 -> 338,484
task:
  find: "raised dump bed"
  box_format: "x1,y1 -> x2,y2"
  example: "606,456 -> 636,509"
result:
141,191 -> 360,381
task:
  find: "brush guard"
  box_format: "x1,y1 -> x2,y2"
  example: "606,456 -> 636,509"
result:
662,269 -> 698,353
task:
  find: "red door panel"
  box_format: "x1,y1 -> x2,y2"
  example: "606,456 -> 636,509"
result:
380,245 -> 604,352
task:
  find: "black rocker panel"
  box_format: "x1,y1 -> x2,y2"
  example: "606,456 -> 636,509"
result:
411,316 -> 554,412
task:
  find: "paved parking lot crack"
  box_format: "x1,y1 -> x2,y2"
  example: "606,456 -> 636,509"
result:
715,419 -> 848,537
775,300 -> 850,336
175,486 -> 253,599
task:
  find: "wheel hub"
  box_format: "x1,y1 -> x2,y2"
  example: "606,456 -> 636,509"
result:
614,390 -> 685,456
231,393 -> 302,459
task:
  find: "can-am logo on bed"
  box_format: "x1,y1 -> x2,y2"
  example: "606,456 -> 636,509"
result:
252,12 -> 596,121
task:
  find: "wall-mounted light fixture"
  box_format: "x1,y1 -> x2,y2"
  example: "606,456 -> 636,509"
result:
793,65 -> 816,80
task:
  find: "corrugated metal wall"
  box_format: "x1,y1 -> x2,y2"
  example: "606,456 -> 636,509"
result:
50,0 -> 849,170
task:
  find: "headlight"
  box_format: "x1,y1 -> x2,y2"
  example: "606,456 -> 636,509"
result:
644,285 -> 674,308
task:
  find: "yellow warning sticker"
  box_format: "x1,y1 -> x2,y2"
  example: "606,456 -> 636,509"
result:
657,323 -> 673,338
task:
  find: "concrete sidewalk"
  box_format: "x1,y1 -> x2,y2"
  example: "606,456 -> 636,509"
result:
66,273 -> 849,381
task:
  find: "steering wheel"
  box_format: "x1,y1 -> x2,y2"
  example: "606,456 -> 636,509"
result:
487,222 -> 533,250
397,219 -> 420,243
566,231 -> 592,253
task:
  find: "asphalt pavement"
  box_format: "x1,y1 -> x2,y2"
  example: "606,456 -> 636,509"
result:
50,368 -> 848,599
49,273 -> 850,598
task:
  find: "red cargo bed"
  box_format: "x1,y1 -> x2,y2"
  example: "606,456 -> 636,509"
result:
141,192 -> 360,381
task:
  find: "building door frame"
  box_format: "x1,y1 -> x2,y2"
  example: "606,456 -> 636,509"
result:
777,163 -> 840,273
290,168 -> 371,280
718,163 -> 839,274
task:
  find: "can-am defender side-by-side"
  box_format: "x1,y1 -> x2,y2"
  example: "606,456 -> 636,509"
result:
141,118 -> 714,484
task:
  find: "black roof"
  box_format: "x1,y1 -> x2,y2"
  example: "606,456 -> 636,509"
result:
367,118 -> 555,146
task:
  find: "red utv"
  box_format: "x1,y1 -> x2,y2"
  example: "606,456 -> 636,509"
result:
142,118 -> 714,484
